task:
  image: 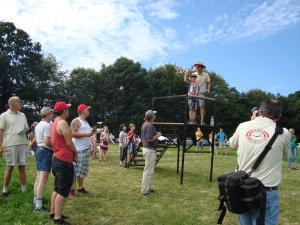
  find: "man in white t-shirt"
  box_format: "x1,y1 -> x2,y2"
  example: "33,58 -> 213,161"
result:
33,107 -> 54,211
192,61 -> 211,125
229,99 -> 290,225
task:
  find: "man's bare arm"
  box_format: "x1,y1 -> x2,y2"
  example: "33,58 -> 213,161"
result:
71,119 -> 92,138
207,81 -> 212,93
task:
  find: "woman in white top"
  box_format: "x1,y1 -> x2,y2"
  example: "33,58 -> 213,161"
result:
33,107 -> 54,211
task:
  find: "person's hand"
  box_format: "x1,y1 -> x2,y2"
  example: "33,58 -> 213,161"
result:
86,131 -> 93,137
74,153 -> 78,162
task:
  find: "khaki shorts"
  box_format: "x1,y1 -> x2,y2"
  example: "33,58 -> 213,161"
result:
4,144 -> 28,166
198,93 -> 206,107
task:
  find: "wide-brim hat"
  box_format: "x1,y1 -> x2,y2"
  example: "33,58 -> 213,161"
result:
194,61 -> 206,68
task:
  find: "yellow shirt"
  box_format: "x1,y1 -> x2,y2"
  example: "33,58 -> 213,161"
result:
195,131 -> 203,141
0,110 -> 28,147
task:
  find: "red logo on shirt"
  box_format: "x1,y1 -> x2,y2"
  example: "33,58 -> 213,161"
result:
246,129 -> 269,144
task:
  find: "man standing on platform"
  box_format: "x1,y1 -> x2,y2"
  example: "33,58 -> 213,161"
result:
0,96 -> 29,197
193,61 -> 211,125
71,104 -> 93,194
141,110 -> 161,196
50,101 -> 76,225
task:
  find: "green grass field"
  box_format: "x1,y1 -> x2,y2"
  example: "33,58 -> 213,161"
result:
0,145 -> 299,225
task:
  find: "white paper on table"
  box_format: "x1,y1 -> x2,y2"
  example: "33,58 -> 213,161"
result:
158,136 -> 168,141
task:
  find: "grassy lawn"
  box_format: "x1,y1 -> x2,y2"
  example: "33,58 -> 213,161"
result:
0,145 -> 299,225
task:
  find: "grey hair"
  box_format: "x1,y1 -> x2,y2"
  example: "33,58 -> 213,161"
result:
259,99 -> 282,120
8,96 -> 20,107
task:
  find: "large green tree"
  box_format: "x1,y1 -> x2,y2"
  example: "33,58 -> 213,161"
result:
0,21 -> 43,112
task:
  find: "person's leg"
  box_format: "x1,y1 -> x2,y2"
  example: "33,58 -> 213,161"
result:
200,106 -> 205,123
51,191 -> 58,215
54,160 -> 74,219
100,150 -> 104,161
189,110 -> 192,122
237,212 -> 255,225
78,151 -> 89,191
292,146 -> 298,168
264,190 -> 279,225
103,151 -> 107,162
199,140 -> 203,150
18,145 -> 28,192
141,148 -> 156,194
128,144 -> 132,161
54,194 -> 66,219
3,146 -> 15,194
121,146 -> 127,165
196,141 -> 200,151
77,177 -> 84,189
3,166 -> 14,193
288,147 -> 292,169
18,166 -> 26,192
36,171 -> 50,209
99,148 -> 103,161
119,146 -> 123,165
191,110 -> 196,121
34,171 -> 39,204
75,152 -> 83,189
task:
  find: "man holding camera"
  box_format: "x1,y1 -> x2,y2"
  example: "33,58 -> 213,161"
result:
0,96 -> 29,197
230,99 -> 290,225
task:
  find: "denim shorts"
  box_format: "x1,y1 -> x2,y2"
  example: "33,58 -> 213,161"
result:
188,98 -> 200,110
35,147 -> 53,172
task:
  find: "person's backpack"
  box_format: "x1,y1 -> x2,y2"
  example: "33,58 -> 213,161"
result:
216,125 -> 283,225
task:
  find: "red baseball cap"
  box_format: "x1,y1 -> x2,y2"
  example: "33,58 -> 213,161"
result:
53,101 -> 71,112
77,104 -> 91,113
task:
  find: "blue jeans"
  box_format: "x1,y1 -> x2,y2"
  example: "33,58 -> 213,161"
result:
238,190 -> 279,225
288,145 -> 298,168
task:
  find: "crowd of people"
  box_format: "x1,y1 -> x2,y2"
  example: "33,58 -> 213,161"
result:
0,96 -> 153,225
0,63 -> 298,225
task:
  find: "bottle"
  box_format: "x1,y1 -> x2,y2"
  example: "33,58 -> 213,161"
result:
210,116 -> 215,127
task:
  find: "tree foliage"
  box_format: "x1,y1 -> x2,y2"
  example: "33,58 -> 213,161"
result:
1,21 -> 299,136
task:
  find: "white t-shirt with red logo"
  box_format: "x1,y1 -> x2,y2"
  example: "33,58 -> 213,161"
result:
229,116 -> 290,187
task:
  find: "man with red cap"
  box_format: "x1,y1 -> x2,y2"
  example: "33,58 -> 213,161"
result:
70,104 -> 93,194
50,101 -> 76,225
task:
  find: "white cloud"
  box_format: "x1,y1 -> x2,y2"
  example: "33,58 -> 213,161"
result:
0,0 -> 181,69
146,0 -> 178,19
192,0 -> 300,44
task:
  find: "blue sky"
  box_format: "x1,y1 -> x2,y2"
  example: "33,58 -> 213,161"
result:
0,0 -> 299,95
